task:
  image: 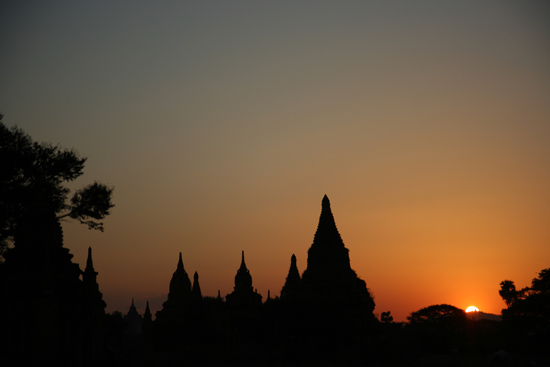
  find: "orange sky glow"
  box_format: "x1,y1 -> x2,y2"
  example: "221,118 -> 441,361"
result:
1,1 -> 549,321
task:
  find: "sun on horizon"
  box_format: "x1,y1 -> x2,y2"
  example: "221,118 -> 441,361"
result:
465,306 -> 479,313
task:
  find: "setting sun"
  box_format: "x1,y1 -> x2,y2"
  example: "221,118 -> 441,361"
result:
466,306 -> 479,313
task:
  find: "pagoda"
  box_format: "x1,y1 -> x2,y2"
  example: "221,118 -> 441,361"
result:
226,251 -> 262,306
155,252 -> 192,323
285,196 -> 376,339
280,254 -> 301,300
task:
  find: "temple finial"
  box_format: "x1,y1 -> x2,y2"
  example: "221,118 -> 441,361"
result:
177,252 -> 183,269
86,246 -> 94,271
240,250 -> 247,270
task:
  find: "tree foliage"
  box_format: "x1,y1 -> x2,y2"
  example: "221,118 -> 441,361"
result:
499,268 -> 550,322
499,268 -> 550,355
0,116 -> 114,258
407,304 -> 466,324
381,311 -> 393,323
499,280 -> 521,307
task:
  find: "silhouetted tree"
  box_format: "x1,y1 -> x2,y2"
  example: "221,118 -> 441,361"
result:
381,311 -> 393,323
407,304 -> 466,324
499,267 -> 550,355
0,116 -> 114,260
531,268 -> 550,293
500,268 -> 550,322
499,280 -> 519,307
405,304 -> 468,356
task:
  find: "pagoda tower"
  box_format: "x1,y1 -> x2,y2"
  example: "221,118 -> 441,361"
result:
226,251 -> 262,306
143,301 -> 153,325
155,252 -> 192,323
82,247 -> 106,366
294,195 -> 376,340
121,299 -> 142,338
299,196 -> 374,306
280,254 -> 301,300
192,271 -> 202,300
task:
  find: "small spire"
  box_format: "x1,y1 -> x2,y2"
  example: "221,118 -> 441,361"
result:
192,271 -> 202,299
240,250 -> 247,270
322,194 -> 330,207
85,246 -> 94,271
177,252 -> 184,270
143,301 -> 152,323
128,298 -> 138,314
83,246 -> 98,282
267,290 -> 271,300
281,253 -> 301,299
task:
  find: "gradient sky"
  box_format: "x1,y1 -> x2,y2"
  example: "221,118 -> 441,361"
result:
1,1 -> 549,322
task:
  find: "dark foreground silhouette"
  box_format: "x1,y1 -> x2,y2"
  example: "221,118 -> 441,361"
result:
1,196 -> 549,366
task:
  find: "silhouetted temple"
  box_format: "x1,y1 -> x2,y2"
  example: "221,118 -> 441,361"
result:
0,196 -> 378,365
192,271 -> 202,301
280,195 -> 376,339
0,205 -> 105,366
155,252 -> 192,324
124,298 -> 143,335
226,251 -> 262,306
281,254 -> 301,300
301,195 -> 374,308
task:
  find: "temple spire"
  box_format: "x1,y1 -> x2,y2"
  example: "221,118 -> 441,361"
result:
240,250 -> 247,270
226,251 -> 262,306
129,298 -> 137,313
83,247 -> 98,285
143,301 -> 152,325
177,252 -> 184,270
192,271 -> 202,299
85,247 -> 94,271
312,195 -> 344,247
281,254 -> 301,299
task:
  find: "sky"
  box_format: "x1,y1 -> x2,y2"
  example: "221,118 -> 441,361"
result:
1,1 -> 549,322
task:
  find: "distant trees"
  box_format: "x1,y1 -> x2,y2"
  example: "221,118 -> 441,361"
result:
0,115 -> 114,259
499,267 -> 550,355
499,268 -> 550,322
